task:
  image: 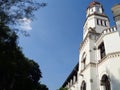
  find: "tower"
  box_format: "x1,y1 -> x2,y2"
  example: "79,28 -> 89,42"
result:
79,1 -> 110,90
83,1 -> 110,39
61,1 -> 120,90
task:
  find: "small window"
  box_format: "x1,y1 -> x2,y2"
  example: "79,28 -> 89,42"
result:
95,6 -> 99,12
104,20 -> 107,26
91,9 -> 93,12
83,57 -> 86,69
97,19 -> 99,25
98,42 -> 106,59
101,20 -> 103,26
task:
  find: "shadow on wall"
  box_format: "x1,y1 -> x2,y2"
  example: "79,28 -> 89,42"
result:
107,68 -> 120,90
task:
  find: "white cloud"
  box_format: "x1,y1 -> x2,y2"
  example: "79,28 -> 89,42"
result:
19,18 -> 32,31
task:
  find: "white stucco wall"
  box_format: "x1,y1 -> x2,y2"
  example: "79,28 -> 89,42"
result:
103,32 -> 120,54
90,66 -> 98,90
78,66 -> 91,90
63,3 -> 120,90
83,15 -> 110,39
79,37 -> 90,71
98,54 -> 120,90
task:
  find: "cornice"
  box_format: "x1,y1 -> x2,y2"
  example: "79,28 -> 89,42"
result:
98,51 -> 120,65
80,62 -> 96,74
83,12 -> 109,27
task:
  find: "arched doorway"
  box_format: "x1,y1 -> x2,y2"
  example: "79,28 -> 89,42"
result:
81,81 -> 86,90
101,74 -> 111,90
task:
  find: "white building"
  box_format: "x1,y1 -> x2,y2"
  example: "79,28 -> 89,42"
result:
62,1 -> 120,90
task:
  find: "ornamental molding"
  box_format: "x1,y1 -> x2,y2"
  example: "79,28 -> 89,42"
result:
98,51 -> 120,65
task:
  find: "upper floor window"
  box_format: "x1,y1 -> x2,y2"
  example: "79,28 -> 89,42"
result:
91,8 -> 93,12
101,20 -> 103,26
97,19 -> 100,25
82,57 -> 86,69
96,19 -> 107,27
95,5 -> 100,12
104,20 -> 107,26
98,42 -> 106,59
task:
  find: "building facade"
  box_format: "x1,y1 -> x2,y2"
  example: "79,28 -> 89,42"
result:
62,1 -> 120,90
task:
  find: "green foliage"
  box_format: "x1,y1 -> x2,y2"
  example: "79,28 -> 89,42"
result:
0,0 -> 46,25
36,83 -> 49,90
0,24 -> 49,89
0,23 -> 44,90
0,0 -> 48,90
59,87 -> 68,90
0,0 -> 46,35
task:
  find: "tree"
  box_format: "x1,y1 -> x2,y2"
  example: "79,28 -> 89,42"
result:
0,0 -> 46,35
0,1 -> 48,90
36,83 -> 48,90
59,87 -> 68,90
0,23 -> 43,90
0,0 -> 46,26
12,59 -> 42,90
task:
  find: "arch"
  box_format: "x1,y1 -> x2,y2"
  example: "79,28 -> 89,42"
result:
81,52 -> 87,61
81,81 -> 86,90
81,52 -> 87,70
101,74 -> 111,90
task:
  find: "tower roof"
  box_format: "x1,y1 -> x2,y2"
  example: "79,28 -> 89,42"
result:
88,1 -> 101,8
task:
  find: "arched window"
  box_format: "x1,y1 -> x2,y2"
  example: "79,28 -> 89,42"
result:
81,81 -> 86,90
81,52 -> 87,70
98,42 -> 106,59
101,75 -> 111,90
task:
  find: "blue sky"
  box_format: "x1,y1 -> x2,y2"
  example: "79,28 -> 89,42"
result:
19,0 -> 120,90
